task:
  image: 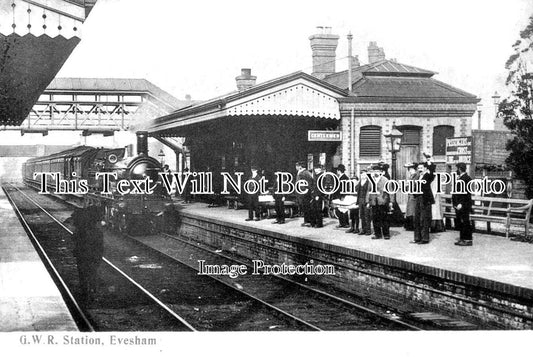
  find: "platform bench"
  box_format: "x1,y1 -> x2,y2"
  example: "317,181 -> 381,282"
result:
224,195 -> 245,210
440,194 -> 533,238
256,195 -> 297,218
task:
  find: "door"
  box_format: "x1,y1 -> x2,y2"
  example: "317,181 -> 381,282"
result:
395,126 -> 421,207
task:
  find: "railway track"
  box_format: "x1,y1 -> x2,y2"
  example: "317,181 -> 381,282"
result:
3,184 -> 326,331
4,184 -> 195,331
134,232 -> 422,330
10,183 -> 478,330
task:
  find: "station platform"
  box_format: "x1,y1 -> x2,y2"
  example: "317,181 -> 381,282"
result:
0,187 -> 78,331
172,202 -> 533,328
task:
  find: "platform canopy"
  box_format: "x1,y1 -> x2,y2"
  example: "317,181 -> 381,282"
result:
0,0 -> 97,126
146,71 -> 347,135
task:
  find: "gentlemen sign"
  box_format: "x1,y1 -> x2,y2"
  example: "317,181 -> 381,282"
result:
308,130 -> 342,141
446,136 -> 472,164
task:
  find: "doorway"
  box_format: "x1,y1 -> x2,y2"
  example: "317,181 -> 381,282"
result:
395,126 -> 421,206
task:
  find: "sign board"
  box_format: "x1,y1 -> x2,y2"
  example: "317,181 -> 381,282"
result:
308,130 -> 342,142
445,136 -> 472,164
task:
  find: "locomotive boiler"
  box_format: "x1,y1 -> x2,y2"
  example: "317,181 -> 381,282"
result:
22,131 -> 173,234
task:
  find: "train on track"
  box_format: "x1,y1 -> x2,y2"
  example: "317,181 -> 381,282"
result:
22,131 -> 173,234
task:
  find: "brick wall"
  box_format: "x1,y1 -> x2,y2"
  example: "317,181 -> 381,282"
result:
339,100 -> 474,175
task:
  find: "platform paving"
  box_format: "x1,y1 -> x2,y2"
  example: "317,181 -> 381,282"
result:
0,188 -> 77,331
177,202 -> 533,292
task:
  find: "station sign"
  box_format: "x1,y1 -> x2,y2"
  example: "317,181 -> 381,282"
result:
308,130 -> 342,142
445,136 -> 472,164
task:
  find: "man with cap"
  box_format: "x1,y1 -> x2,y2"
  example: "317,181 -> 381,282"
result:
357,167 -> 372,235
367,164 -> 394,239
333,164 -> 350,229
296,161 -> 314,226
271,172 -> 286,224
404,162 -> 418,231
71,204 -> 104,307
452,162 -> 473,246
310,164 -> 326,228
245,166 -> 262,221
411,154 -> 436,244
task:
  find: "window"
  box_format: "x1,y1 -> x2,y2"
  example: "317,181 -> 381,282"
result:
359,126 -> 381,157
398,126 -> 421,145
433,125 -> 455,156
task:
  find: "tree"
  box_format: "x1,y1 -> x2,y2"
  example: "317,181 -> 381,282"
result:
500,15 -> 533,198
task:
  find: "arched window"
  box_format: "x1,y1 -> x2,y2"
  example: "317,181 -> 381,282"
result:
433,125 -> 455,156
359,125 -> 381,157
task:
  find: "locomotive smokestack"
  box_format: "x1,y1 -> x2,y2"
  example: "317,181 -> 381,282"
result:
136,131 -> 149,156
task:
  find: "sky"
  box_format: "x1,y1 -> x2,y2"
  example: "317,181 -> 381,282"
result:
58,0 -> 533,129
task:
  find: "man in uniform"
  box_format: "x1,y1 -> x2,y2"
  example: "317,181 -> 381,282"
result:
310,164 -> 326,228
452,162 -> 473,246
245,166 -> 262,221
296,161 -> 313,227
71,204 -> 104,307
411,154 -> 436,244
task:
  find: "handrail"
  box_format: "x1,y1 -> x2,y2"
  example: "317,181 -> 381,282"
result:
21,0 -> 85,23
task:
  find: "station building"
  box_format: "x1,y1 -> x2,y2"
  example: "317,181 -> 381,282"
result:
147,29 -> 479,202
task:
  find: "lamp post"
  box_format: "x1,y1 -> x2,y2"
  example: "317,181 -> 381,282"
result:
384,124 -> 403,180
158,149 -> 165,165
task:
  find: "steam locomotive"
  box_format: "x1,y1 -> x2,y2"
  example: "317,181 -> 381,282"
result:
22,131 -> 173,234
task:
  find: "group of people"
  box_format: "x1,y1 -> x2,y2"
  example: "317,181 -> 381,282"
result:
331,156 -> 473,246
244,156 -> 473,247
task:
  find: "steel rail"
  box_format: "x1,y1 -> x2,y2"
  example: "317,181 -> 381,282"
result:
7,184 -> 197,332
161,232 -> 423,331
2,185 -> 94,332
126,233 -> 322,331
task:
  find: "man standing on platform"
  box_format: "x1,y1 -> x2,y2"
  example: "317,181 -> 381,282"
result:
333,164 -> 350,229
271,172 -> 286,224
71,205 -> 104,308
296,161 -> 313,227
310,164 -> 326,228
367,164 -> 393,240
403,163 -> 418,231
452,162 -> 473,246
245,166 -> 262,222
411,154 -> 436,244
357,168 -> 372,235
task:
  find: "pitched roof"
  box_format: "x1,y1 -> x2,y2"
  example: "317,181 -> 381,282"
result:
168,71 -> 347,117
323,59 -> 477,102
349,76 -> 477,102
362,59 -> 436,77
324,59 -> 436,89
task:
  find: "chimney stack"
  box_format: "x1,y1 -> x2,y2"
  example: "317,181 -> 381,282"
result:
309,26 -> 340,79
368,41 -> 385,64
136,131 -> 149,156
235,68 -> 257,92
